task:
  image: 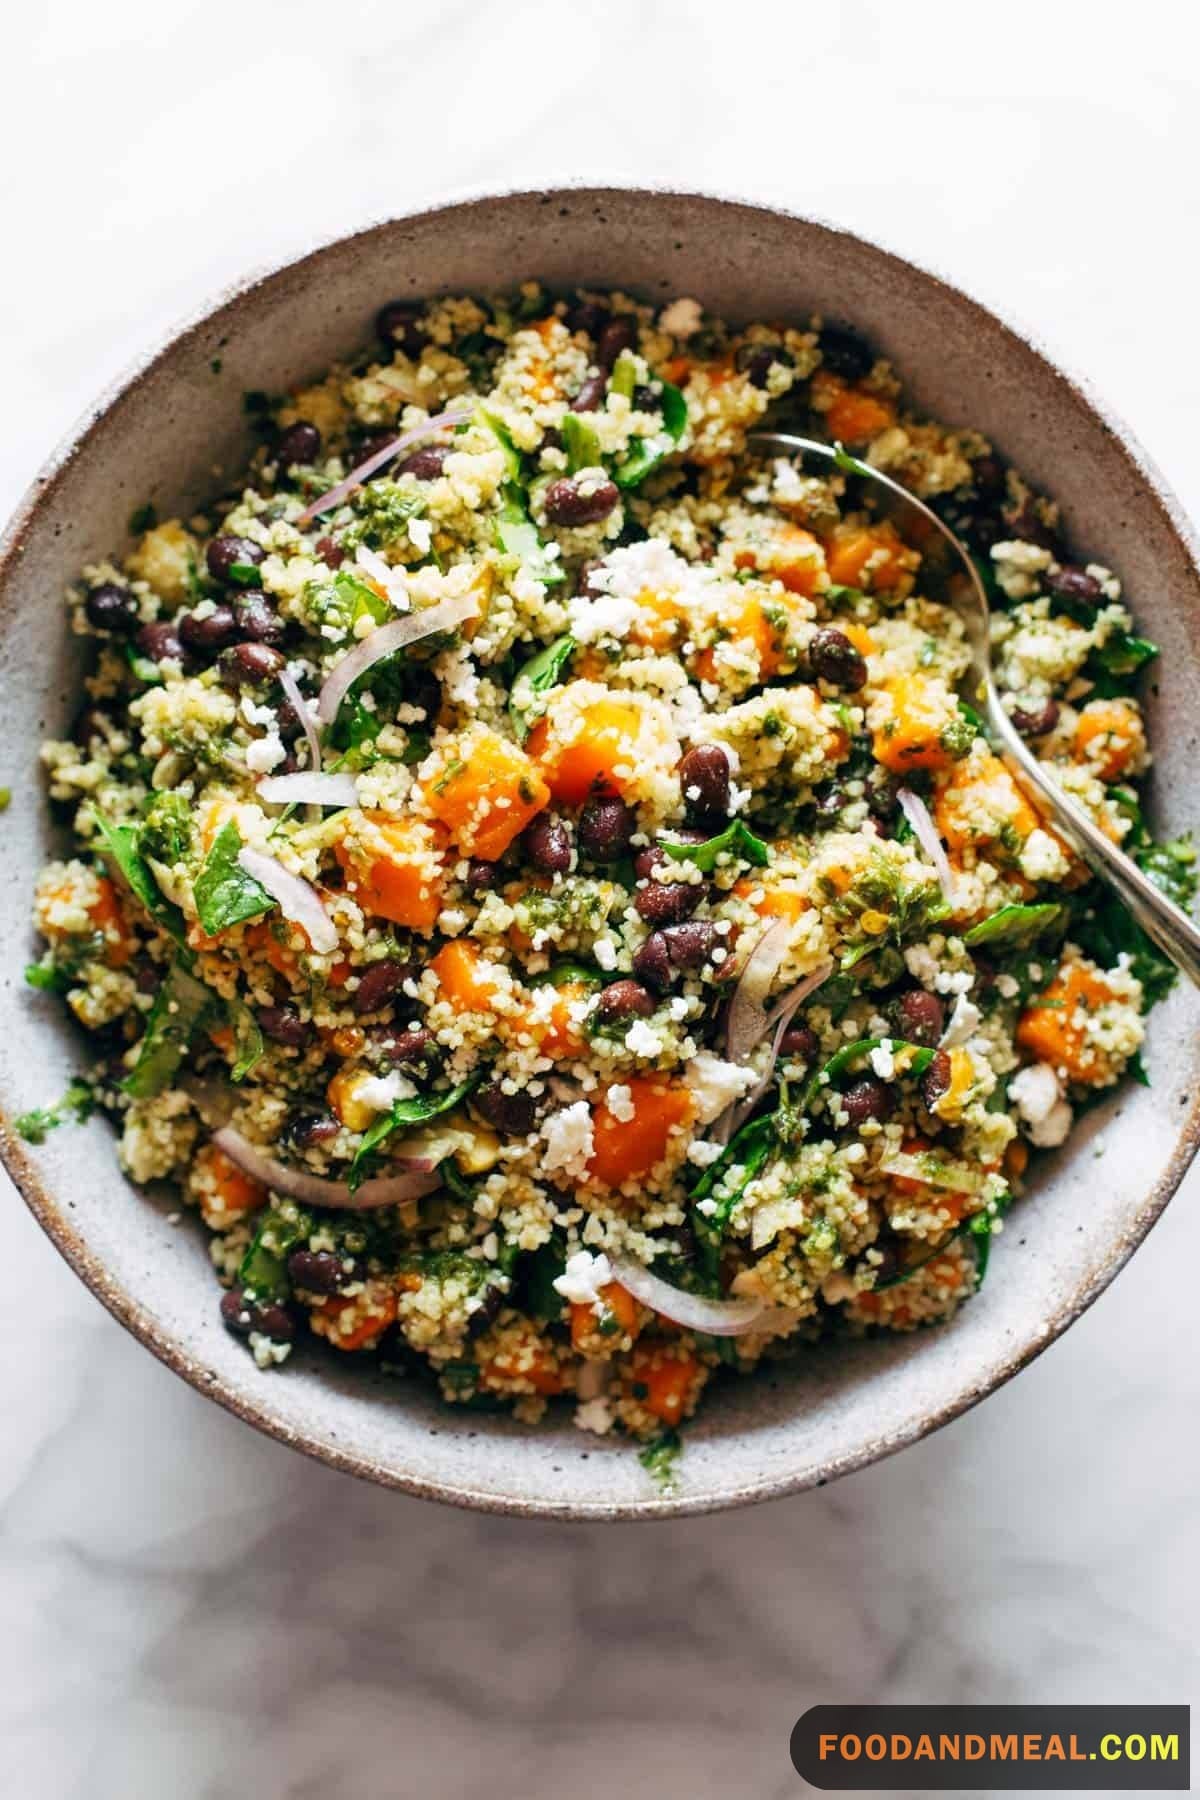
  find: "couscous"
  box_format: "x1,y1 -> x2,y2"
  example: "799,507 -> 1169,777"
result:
21,285 -> 1192,1458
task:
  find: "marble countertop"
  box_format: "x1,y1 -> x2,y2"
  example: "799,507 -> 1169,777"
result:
5,5 -> 1200,1794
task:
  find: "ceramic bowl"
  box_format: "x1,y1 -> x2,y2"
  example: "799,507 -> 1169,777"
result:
2,186 -> 1197,1519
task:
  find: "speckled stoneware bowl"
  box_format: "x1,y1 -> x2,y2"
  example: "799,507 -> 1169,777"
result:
2,186 -> 1197,1519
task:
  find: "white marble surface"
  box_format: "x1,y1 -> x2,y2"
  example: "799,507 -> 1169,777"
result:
5,4 -> 1200,1794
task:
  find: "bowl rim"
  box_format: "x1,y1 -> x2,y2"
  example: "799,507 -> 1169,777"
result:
3,180 -> 1198,1521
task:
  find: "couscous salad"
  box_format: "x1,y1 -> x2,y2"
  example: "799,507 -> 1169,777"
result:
22,285 -> 1191,1454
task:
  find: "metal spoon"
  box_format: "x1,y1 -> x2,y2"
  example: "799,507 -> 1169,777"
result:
749,431 -> 1200,988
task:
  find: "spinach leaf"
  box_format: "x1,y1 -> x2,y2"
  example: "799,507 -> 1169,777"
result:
612,380 -> 687,490
238,1203 -> 314,1302
1086,628 -> 1159,697
562,413 -> 601,473
1138,833 -> 1197,911
662,818 -> 770,873
15,1079 -> 95,1145
638,1428 -> 683,1495
964,903 -> 1068,952
123,961 -> 215,1099
690,1113 -> 777,1282
92,812 -> 187,943
228,999 -> 265,1083
520,1239 -> 568,1322
476,408 -> 523,483
495,489 -> 567,590
324,567 -> 391,638
526,959 -> 602,989
508,634 -> 576,743
801,1038 -> 934,1116
348,1073 -> 483,1189
194,821 -> 274,937
24,958 -> 76,994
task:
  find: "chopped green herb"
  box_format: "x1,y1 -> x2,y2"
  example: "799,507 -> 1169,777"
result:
128,503 -> 157,535
662,818 -> 770,873
612,380 -> 687,490
508,634 -> 576,743
123,961 -> 214,1099
238,1202 -> 314,1302
15,1079 -> 95,1145
638,1428 -> 683,1495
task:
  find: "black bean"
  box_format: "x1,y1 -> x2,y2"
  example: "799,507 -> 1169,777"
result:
633,845 -> 666,882
631,932 -> 672,993
597,979 -> 656,1021
660,919 -> 718,969
466,1281 -> 505,1339
285,1109 -> 340,1150
217,641 -> 285,685
354,432 -> 399,468
220,1285 -> 295,1342
1010,697 -> 1061,738
864,766 -> 901,821
570,373 -> 609,414
179,603 -> 240,653
275,420 -> 322,469
632,384 -> 662,414
891,988 -> 945,1048
465,858 -> 498,894
374,1024 -> 437,1070
574,558 -> 607,598
206,535 -> 265,584
813,782 -> 848,822
635,875 -> 703,927
232,590 -> 287,647
972,454 -> 1006,499
809,626 -> 867,691
275,678 -> 312,741
523,813 -> 572,875
921,1049 -> 953,1111
136,621 -> 186,666
315,535 -> 345,570
735,342 -> 793,389
679,744 -> 731,821
543,476 -> 620,527
85,582 -> 140,635
841,1076 -> 894,1126
134,959 -> 163,996
353,958 -> 410,1016
1005,501 -> 1059,554
578,795 -> 635,862
566,297 -> 610,337
596,316 -> 636,370
1045,563 -> 1102,606
861,1230 -> 902,1286
397,444 -> 450,481
287,1249 -> 358,1296
818,323 -> 874,382
780,1023 -> 819,1062
256,1003 -> 311,1048
375,300 -> 426,357
474,1081 -> 536,1136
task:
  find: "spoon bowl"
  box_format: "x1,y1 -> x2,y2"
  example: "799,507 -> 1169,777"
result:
750,430 -> 1200,988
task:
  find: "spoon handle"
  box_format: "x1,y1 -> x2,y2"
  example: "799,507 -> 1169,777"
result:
987,686 -> 1200,989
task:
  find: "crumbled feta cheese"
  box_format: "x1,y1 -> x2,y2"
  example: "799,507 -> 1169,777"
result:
567,590 -> 639,644
540,1102 -> 595,1181
624,1019 -> 662,1058
593,936 -> 618,972
869,1039 -> 896,1079
245,731 -> 286,773
354,1072 -> 417,1113
575,1396 -> 615,1435
552,1248 -> 613,1306
940,995 -> 982,1048
685,1050 -> 757,1125
407,516 -> 433,555
1010,1062 -> 1073,1147
606,1083 -> 636,1123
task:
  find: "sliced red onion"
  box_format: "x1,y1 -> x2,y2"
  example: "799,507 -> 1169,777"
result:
609,1255 -> 766,1337
298,407 -> 472,524
236,846 -> 339,954
315,589 -> 481,726
725,919 -> 794,1063
278,666 -> 322,773
719,957 -> 835,1140
256,771 -> 359,808
897,787 -> 956,906
213,1127 -> 441,1212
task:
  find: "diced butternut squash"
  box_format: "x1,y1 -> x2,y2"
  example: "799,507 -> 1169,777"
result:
732,875 -> 808,922
1071,698 -> 1145,782
87,875 -> 134,967
627,1343 -> 703,1427
311,1284 -> 398,1352
479,1325 -> 567,1396
810,368 -> 896,445
824,521 -> 914,591
528,697 -> 644,806
529,979 -> 591,1060
934,749 -> 1039,857
570,1282 -> 640,1354
694,592 -> 793,684
734,522 -> 828,597
335,819 -> 445,932
194,1143 -> 267,1230
841,620 -> 877,656
1015,959 -> 1126,1085
588,1076 -> 695,1189
326,1067 -> 379,1133
428,939 -> 505,1013
243,918 -> 300,979
928,1046 -> 975,1124
425,731 -> 550,861
872,673 -> 959,773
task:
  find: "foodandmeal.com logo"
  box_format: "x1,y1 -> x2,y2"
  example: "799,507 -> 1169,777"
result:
790,1706 -> 1190,1790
